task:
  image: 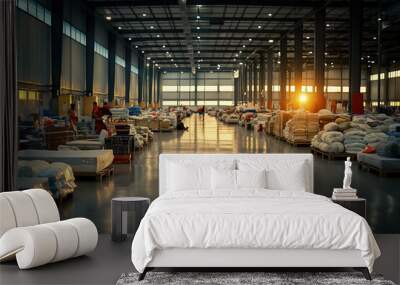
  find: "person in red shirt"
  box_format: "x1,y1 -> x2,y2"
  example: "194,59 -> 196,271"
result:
68,103 -> 78,134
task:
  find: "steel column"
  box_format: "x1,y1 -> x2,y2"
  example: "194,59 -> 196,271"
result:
253,61 -> 258,105
125,44 -> 131,104
349,0 -> 363,113
248,63 -> 253,104
384,64 -> 389,105
366,65 -> 371,109
148,62 -> 153,105
86,11 -> 95,96
244,64 -> 248,103
138,56 -> 144,104
280,34 -> 287,110
377,2 -> 382,108
267,50 -> 273,109
107,32 -> 116,104
51,0 -> 63,102
313,7 -> 326,112
294,21 -> 303,105
259,52 -> 266,109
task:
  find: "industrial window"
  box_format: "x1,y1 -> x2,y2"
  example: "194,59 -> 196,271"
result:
116,56 -> 126,68
63,21 -> 86,46
94,42 -> 109,59
17,0 -> 51,26
131,65 -> 138,74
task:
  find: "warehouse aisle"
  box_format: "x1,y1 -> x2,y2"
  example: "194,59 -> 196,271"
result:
61,114 -> 400,234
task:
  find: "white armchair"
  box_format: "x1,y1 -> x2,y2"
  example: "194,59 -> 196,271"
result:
0,189 -> 98,269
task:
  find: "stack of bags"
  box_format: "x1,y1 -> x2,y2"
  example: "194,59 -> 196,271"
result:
110,108 -> 129,120
17,160 -> 76,198
318,109 -> 336,129
332,188 -> 358,200
273,111 -> 292,138
283,112 -> 319,143
311,122 -> 345,153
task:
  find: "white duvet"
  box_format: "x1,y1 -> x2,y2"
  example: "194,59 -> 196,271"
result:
131,190 -> 380,273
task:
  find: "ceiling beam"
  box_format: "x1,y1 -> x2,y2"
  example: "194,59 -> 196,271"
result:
89,0 -> 377,8
119,28 -> 349,35
110,16 -> 350,23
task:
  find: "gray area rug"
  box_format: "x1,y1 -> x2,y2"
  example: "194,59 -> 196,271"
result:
116,272 -> 396,285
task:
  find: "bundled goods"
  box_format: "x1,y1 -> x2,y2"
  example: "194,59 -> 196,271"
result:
332,188 -> 358,200
17,160 -> 76,198
224,114 -> 240,124
311,130 -> 345,153
318,109 -> 336,125
110,108 -> 129,120
128,106 -> 141,116
104,135 -> 134,155
273,111 -> 292,138
283,112 -> 319,144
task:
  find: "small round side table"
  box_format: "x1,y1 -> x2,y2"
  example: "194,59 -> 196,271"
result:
111,197 -> 150,242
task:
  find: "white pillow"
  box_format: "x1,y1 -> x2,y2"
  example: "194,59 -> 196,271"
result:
167,163 -> 211,191
211,168 -> 237,190
265,161 -> 307,191
236,169 -> 267,189
238,159 -> 308,192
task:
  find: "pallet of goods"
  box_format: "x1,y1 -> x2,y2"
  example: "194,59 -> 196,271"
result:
284,112 -> 319,146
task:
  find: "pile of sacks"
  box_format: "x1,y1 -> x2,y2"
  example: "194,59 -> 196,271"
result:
18,160 -> 76,198
312,114 -> 391,153
283,112 -> 319,143
273,111 -> 292,138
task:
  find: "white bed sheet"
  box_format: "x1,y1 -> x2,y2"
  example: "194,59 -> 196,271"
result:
18,150 -> 114,174
131,190 -> 380,273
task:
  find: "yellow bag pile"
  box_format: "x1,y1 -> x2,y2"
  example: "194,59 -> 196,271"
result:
284,112 -> 319,143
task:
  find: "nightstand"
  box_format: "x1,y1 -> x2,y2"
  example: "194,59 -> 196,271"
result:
331,198 -> 366,218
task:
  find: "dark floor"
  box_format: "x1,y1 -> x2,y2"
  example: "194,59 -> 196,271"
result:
2,114 -> 400,285
62,114 -> 400,234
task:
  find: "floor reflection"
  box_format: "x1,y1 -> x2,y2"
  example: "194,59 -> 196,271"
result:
61,114 -> 400,234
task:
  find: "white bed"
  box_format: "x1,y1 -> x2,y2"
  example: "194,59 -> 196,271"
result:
18,149 -> 114,175
131,154 -> 380,280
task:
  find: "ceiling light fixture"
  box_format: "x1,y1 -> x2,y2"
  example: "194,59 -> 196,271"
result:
197,50 -> 200,54
235,54 -> 239,57
118,26 -> 122,30
196,15 -> 200,19
268,39 -> 274,43
141,50 -> 144,53
135,45 -> 138,48
239,51 -> 242,54
373,36 -> 377,40
197,36 -> 201,39
197,26 -> 200,30
156,34 -> 160,38
243,45 -> 246,48
239,62 -> 243,65
306,36 -> 310,39
106,16 -> 112,21
326,23 -> 330,27
150,26 -> 154,29
171,59 -> 174,62
142,13 -> 147,17
147,57 -> 151,60
308,51 -> 313,54
162,45 -> 166,48
258,25 -> 262,29
128,37 -> 132,41
248,38 -> 252,42
268,13 -> 272,17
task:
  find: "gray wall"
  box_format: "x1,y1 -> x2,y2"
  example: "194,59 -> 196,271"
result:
16,9 -> 51,86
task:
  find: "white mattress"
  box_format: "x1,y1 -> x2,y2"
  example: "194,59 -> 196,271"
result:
18,150 -> 114,174
66,140 -> 103,150
131,190 -> 380,273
